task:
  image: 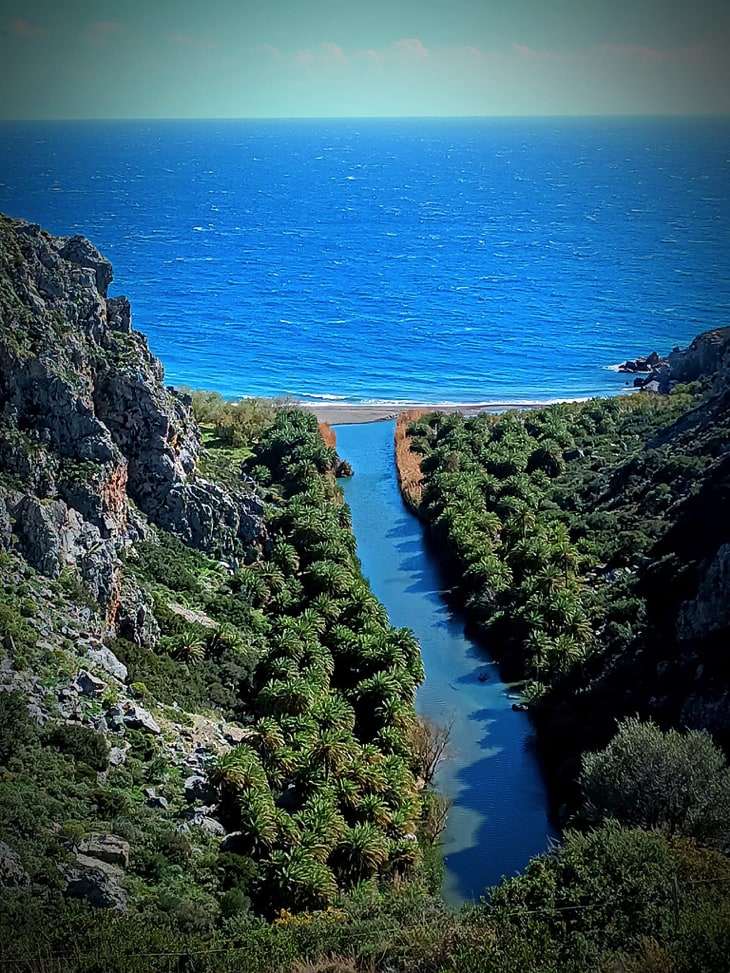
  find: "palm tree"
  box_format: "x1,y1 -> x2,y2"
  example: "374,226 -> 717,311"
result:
309,536 -> 352,565
309,728 -> 356,782
172,628 -> 206,664
349,747 -> 387,795
258,677 -> 314,717
374,694 -> 412,730
510,534 -> 553,579
548,523 -> 579,585
388,802 -> 419,840
334,822 -> 389,883
262,847 -> 337,914
292,509 -> 330,548
272,617 -> 306,660
271,539 -> 300,575
312,694 -> 355,734
534,562 -> 565,597
236,788 -> 278,855
258,563 -> 286,595
261,742 -> 296,789
525,629 -> 552,681
375,725 -> 409,758
389,627 -> 422,668
311,592 -> 343,628
561,603 -> 593,644
208,745 -> 267,795
235,569 -> 272,607
387,835 -> 421,876
252,716 -> 285,753
262,656 -> 300,683
295,793 -> 346,852
334,776 -> 361,811
352,671 -> 403,708
272,805 -> 301,846
301,641 -> 336,680
305,560 -> 352,597
293,607 -> 327,639
279,713 -> 318,744
356,793 -> 392,829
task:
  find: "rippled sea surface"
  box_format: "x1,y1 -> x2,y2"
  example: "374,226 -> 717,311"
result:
1,116 -> 729,403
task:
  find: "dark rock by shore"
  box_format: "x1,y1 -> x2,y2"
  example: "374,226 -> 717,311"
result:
617,327 -> 730,396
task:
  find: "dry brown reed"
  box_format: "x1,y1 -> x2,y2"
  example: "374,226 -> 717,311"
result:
394,409 -> 428,515
318,421 -> 337,449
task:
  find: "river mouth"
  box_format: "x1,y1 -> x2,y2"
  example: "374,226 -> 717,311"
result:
335,419 -> 556,905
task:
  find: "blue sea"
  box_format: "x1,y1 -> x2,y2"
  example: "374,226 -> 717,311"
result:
1,116 -> 729,404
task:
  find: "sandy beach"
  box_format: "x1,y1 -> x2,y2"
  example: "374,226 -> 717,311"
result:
299,400 -> 558,425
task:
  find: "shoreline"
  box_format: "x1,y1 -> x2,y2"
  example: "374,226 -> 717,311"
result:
299,398 -> 586,425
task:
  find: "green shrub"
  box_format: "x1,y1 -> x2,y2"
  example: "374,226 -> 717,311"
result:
44,723 -> 109,772
580,717 -> 730,849
0,689 -> 38,762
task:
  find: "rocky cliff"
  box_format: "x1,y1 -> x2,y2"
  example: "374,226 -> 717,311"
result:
0,215 -> 265,631
619,325 -> 730,396
534,325 -> 730,809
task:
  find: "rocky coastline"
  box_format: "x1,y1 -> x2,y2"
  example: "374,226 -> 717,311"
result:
617,326 -> 730,395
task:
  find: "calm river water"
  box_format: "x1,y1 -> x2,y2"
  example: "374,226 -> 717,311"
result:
336,419 -> 555,904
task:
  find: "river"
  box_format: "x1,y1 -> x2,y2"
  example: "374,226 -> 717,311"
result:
335,419 -> 555,905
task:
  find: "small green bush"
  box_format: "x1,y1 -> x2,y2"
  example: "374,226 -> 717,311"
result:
0,689 -> 38,762
44,723 -> 109,771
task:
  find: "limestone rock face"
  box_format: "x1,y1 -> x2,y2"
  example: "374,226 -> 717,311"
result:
12,495 -> 120,606
0,841 -> 30,888
0,213 -> 266,627
61,853 -> 127,910
620,326 -> 730,396
668,327 -> 730,392
77,833 -> 131,869
86,645 -> 128,682
677,543 -> 730,642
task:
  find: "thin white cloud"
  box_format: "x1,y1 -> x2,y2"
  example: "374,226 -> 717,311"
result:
394,37 -> 429,57
83,21 -> 124,45
261,44 -> 283,60
170,32 -> 214,50
322,42 -> 346,62
294,48 -> 315,68
292,42 -> 350,68
8,18 -> 46,39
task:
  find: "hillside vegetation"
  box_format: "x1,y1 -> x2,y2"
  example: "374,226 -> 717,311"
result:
398,327 -> 730,813
2,213 -> 730,971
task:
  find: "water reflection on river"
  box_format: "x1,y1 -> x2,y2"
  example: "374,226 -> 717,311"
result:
336,420 -> 555,904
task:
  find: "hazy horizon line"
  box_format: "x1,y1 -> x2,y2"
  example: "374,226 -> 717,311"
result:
1,111 -> 729,124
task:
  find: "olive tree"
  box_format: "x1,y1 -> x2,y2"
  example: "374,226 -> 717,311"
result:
580,717 -> 730,849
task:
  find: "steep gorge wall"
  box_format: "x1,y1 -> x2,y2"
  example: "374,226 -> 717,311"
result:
0,215 -> 264,630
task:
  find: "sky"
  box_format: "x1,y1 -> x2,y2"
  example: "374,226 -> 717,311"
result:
0,0 -> 729,119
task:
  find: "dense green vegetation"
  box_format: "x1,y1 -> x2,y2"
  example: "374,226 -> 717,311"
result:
0,406 -> 447,960
402,383 -> 730,783
405,393 -> 698,688
3,386 -> 730,971
4,213 -> 729,970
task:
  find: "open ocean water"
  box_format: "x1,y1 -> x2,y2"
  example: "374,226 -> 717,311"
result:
1,116 -> 729,404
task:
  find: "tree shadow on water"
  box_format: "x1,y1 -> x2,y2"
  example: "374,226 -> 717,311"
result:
442,707 -> 557,902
